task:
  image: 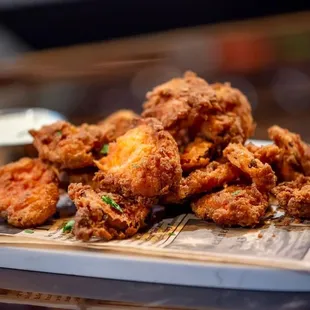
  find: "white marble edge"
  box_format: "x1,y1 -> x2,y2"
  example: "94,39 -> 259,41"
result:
0,246 -> 310,292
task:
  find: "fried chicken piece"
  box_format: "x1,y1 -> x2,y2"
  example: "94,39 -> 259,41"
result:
224,143 -> 276,191
98,109 -> 140,142
246,143 -> 281,165
163,161 -> 240,203
30,121 -> 106,169
68,183 -> 151,241
192,185 -> 268,227
268,125 -> 310,181
142,71 -> 220,146
199,112 -> 245,146
94,118 -> 182,198
191,82 -> 255,148
272,176 -> 310,219
210,83 -> 255,141
0,158 -> 59,228
170,144 -> 279,203
142,72 -> 255,149
180,138 -> 214,172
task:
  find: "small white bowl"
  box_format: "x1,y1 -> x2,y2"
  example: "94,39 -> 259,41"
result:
0,108 -> 66,147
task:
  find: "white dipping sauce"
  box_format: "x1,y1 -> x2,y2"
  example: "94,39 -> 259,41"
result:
0,108 -> 65,146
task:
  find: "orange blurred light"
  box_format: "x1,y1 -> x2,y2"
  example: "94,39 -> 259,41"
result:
219,32 -> 274,73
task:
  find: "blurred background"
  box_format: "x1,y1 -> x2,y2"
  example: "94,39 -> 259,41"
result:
1,1 -> 310,156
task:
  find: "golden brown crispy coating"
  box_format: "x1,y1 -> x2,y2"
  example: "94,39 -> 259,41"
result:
192,185 -> 268,227
272,176 -> 310,219
268,125 -> 310,181
30,121 -> 106,170
142,71 -> 220,146
0,158 -> 59,228
98,109 -> 140,142
199,112 -> 244,146
163,161 -> 240,203
68,183 -> 151,241
180,138 -> 214,172
224,143 -> 276,191
210,83 -> 255,141
142,73 -> 255,149
94,118 -> 182,198
246,143 -> 281,165
245,143 -> 260,154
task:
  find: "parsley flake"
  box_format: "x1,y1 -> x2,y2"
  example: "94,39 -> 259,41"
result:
24,229 -> 34,234
63,220 -> 75,233
168,232 -> 176,236
56,130 -> 62,136
102,195 -> 123,213
100,144 -> 109,155
232,190 -> 241,196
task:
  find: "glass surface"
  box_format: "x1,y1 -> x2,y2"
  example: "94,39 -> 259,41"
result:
1,268 -> 310,310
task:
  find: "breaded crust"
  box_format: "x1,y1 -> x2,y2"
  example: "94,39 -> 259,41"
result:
199,112 -> 245,146
180,138 -> 214,172
68,183 -> 151,241
94,118 -> 182,198
246,143 -> 281,165
142,73 -> 255,150
0,158 -> 59,228
163,161 -> 240,203
30,121 -> 106,169
98,109 -> 140,142
192,185 -> 268,227
210,82 -> 255,141
224,143 -> 276,191
142,71 -> 219,146
272,176 -> 310,219
268,125 -> 310,181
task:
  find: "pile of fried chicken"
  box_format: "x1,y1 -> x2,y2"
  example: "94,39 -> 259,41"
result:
1,71 -> 310,241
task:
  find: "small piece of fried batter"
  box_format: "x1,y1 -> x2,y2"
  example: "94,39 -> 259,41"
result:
180,138 -> 214,172
163,161 -> 240,203
246,143 -> 281,165
224,143 -> 276,191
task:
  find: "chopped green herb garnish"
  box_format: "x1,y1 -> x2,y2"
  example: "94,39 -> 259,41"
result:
168,232 -> 176,236
232,190 -> 241,196
63,220 -> 75,233
100,144 -> 109,155
56,130 -> 62,136
24,229 -> 34,234
102,195 -> 123,213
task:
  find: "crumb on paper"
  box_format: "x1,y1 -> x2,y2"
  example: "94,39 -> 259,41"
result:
282,218 -> 292,226
258,233 -> 263,238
